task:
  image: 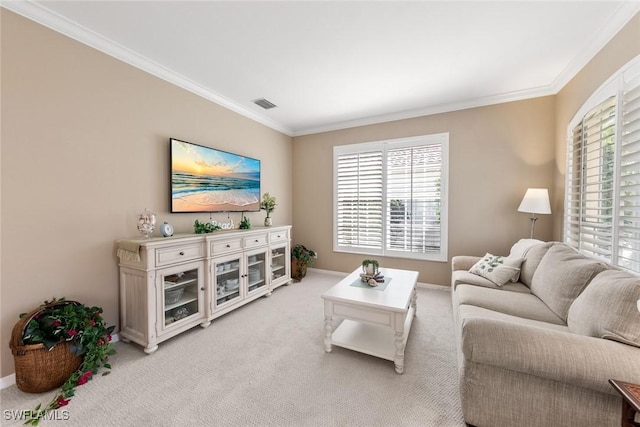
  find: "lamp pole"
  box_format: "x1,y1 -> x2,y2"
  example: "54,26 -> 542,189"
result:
529,213 -> 538,239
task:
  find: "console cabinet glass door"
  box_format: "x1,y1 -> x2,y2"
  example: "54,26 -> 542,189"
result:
246,248 -> 268,294
270,243 -> 289,284
213,254 -> 243,308
158,261 -> 205,334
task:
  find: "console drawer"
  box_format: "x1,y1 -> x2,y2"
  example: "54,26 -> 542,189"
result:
155,243 -> 204,267
211,239 -> 242,255
243,234 -> 268,248
270,230 -> 289,242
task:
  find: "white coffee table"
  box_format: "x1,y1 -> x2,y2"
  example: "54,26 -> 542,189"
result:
321,267 -> 418,374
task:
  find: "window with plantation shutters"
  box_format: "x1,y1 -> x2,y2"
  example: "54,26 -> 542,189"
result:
564,55 -> 640,274
335,150 -> 383,251
566,97 -> 616,258
334,134 -> 448,261
618,60 -> 640,272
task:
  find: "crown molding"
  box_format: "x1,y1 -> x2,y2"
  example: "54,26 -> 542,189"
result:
548,2 -> 640,93
292,84 -> 557,136
1,0 -> 294,136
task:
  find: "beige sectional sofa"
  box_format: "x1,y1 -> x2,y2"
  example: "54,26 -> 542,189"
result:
451,240 -> 640,427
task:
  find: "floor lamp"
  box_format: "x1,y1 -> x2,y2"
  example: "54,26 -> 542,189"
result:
517,188 -> 551,239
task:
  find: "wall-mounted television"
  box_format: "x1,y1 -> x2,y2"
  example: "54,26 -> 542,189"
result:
170,138 -> 261,213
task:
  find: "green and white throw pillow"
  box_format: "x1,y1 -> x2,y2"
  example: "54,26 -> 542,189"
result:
469,253 -> 524,286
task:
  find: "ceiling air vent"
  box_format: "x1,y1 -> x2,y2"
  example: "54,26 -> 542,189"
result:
253,98 -> 277,110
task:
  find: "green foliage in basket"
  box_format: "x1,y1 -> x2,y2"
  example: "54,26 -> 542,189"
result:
193,219 -> 221,234
20,298 -> 116,425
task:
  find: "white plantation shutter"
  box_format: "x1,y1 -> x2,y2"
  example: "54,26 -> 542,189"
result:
334,134 -> 448,261
565,55 -> 640,274
618,63 -> 640,272
386,144 -> 443,255
335,150 -> 383,251
565,97 -> 616,260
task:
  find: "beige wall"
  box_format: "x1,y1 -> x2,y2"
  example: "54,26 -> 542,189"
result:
292,96 -> 556,286
552,13 -> 640,239
0,11 -> 292,378
3,7 -> 638,381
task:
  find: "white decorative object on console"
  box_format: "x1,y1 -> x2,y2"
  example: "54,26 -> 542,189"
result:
117,225 -> 291,354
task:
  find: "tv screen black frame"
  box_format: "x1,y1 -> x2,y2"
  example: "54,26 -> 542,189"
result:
170,138 -> 261,213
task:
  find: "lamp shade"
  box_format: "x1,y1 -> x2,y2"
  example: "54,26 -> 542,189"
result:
518,188 -> 551,214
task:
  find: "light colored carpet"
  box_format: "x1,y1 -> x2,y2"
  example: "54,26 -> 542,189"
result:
1,269 -> 464,426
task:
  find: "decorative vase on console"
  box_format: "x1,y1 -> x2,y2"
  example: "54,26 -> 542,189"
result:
260,192 -> 276,227
137,208 -> 156,238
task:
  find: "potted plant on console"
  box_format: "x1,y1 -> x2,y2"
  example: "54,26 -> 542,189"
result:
291,244 -> 317,281
260,193 -> 277,226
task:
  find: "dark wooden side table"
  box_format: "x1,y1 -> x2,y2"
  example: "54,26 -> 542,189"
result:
609,379 -> 640,427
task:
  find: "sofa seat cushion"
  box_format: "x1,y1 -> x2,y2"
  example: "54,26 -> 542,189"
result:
452,270 -> 532,293
531,244 -> 608,322
459,315 -> 640,395
568,269 -> 640,348
456,284 -> 565,325
458,304 -> 570,333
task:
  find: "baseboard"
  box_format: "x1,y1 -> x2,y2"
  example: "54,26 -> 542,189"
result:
0,374 -> 16,390
307,267 -> 349,277
418,282 -> 450,291
0,333 -> 121,390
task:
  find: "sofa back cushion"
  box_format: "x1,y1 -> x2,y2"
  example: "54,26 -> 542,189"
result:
530,244 -> 608,321
567,269 -> 640,348
517,241 -> 555,287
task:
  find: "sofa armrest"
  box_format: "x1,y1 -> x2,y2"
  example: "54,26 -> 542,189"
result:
451,255 -> 481,272
461,317 -> 640,395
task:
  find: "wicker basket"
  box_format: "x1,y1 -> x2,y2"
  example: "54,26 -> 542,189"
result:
10,301 -> 83,393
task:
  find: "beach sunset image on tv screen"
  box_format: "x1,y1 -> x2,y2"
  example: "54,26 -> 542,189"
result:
170,138 -> 261,212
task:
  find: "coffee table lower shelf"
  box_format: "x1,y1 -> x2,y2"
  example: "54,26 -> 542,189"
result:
329,304 -> 416,364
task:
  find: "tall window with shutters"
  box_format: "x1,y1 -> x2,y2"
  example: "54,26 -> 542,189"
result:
334,134 -> 448,261
565,55 -> 640,273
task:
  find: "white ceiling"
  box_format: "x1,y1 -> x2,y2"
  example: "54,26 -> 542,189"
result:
4,1 -> 640,136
